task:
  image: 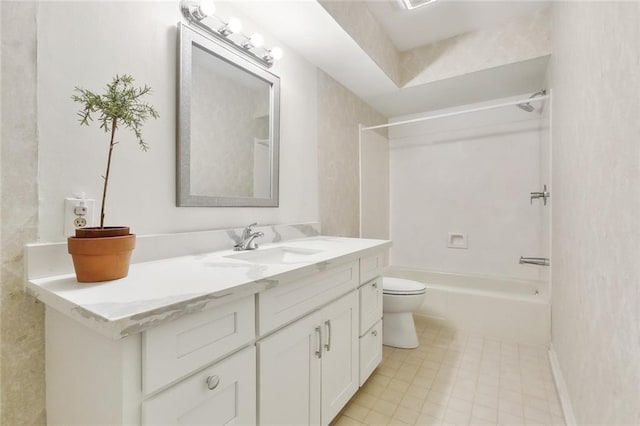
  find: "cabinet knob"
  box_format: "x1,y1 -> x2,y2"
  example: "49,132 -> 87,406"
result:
372,330 -> 378,337
206,375 -> 220,390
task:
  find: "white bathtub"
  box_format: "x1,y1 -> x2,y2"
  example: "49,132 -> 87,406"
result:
385,266 -> 551,346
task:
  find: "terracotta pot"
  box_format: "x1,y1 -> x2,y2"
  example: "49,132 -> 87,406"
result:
68,232 -> 136,283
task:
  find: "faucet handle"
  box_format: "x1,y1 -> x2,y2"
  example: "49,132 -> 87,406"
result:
241,222 -> 258,240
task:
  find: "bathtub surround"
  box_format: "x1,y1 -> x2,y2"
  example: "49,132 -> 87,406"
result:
388,98 -> 548,281
550,2 -> 640,424
0,2 -> 45,424
317,72 -> 387,237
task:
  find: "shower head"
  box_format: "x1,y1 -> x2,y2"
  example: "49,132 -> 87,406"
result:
516,89 -> 547,112
516,103 -> 535,112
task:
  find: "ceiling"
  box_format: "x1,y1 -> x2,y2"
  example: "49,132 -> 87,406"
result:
366,0 -> 551,51
235,1 -> 550,118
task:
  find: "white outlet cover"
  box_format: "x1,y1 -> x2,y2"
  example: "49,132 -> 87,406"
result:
64,198 -> 96,237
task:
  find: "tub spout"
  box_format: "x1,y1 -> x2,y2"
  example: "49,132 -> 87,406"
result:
519,256 -> 550,266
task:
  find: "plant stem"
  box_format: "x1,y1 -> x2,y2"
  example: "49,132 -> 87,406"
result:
100,117 -> 118,228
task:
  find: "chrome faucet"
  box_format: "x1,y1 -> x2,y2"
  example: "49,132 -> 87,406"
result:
234,222 -> 264,251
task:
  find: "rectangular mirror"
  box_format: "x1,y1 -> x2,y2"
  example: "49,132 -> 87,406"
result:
177,23 -> 280,207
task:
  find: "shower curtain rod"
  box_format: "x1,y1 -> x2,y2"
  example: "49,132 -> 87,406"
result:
361,94 -> 550,132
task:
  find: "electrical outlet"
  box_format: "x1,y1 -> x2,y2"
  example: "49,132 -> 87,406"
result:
73,217 -> 87,228
64,197 -> 96,237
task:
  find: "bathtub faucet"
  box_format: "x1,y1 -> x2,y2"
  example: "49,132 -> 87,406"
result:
519,256 -> 550,266
234,222 -> 264,251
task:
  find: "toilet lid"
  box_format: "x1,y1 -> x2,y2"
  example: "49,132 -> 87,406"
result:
383,277 -> 426,295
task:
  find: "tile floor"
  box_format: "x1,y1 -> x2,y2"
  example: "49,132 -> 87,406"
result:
333,316 -> 565,426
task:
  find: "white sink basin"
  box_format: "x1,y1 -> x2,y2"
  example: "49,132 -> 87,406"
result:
225,246 -> 324,264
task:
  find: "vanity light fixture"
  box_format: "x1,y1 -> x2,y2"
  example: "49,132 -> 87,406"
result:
180,0 -> 282,68
242,33 -> 264,49
218,17 -> 242,36
181,0 -> 215,21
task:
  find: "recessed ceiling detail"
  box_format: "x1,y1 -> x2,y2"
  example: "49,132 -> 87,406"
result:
398,0 -> 439,11
234,1 -> 552,117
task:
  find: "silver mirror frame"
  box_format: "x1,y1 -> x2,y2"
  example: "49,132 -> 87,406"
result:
177,23 -> 280,207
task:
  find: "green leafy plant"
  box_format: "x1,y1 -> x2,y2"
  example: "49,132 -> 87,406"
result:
72,74 -> 159,228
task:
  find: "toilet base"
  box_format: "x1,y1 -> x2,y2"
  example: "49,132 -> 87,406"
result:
382,312 -> 419,349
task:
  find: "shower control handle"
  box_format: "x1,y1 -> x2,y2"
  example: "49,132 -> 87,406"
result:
530,184 -> 550,205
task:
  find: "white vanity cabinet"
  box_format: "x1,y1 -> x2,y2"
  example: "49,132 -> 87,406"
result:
33,235 -> 390,426
258,291 -> 359,426
45,294 -> 257,426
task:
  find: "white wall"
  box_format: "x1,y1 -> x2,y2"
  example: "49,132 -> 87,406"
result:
37,1 -> 318,242
389,96 -> 548,280
551,2 -> 640,423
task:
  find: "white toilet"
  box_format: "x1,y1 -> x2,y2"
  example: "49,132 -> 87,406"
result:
382,277 -> 427,349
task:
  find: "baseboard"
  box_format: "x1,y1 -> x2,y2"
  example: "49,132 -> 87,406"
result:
548,344 -> 577,426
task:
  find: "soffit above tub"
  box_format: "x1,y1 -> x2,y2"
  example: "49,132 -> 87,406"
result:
367,0 -> 551,51
364,56 -> 550,117
233,1 -> 550,117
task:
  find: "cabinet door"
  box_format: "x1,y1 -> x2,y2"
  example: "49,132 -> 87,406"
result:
142,346 -> 256,425
320,291 -> 359,426
258,311 -> 322,426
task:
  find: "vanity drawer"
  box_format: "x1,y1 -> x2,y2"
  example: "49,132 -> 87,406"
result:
360,252 -> 384,284
359,277 -> 383,335
258,260 -> 359,335
142,346 -> 256,425
359,320 -> 382,386
142,296 -> 255,394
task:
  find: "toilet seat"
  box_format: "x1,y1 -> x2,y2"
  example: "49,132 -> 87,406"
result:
383,277 -> 426,296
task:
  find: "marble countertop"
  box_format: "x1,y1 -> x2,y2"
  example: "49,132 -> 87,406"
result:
26,236 -> 390,339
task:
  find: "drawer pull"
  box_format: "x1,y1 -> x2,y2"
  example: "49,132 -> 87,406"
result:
324,320 -> 332,352
206,375 -> 220,390
371,330 -> 378,337
315,326 -> 322,359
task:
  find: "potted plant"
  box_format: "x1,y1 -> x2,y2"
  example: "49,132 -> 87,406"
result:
68,74 -> 159,282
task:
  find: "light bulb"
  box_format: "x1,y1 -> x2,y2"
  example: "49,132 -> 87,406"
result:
249,33 -> 264,48
227,18 -> 242,34
198,0 -> 215,17
271,47 -> 283,60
